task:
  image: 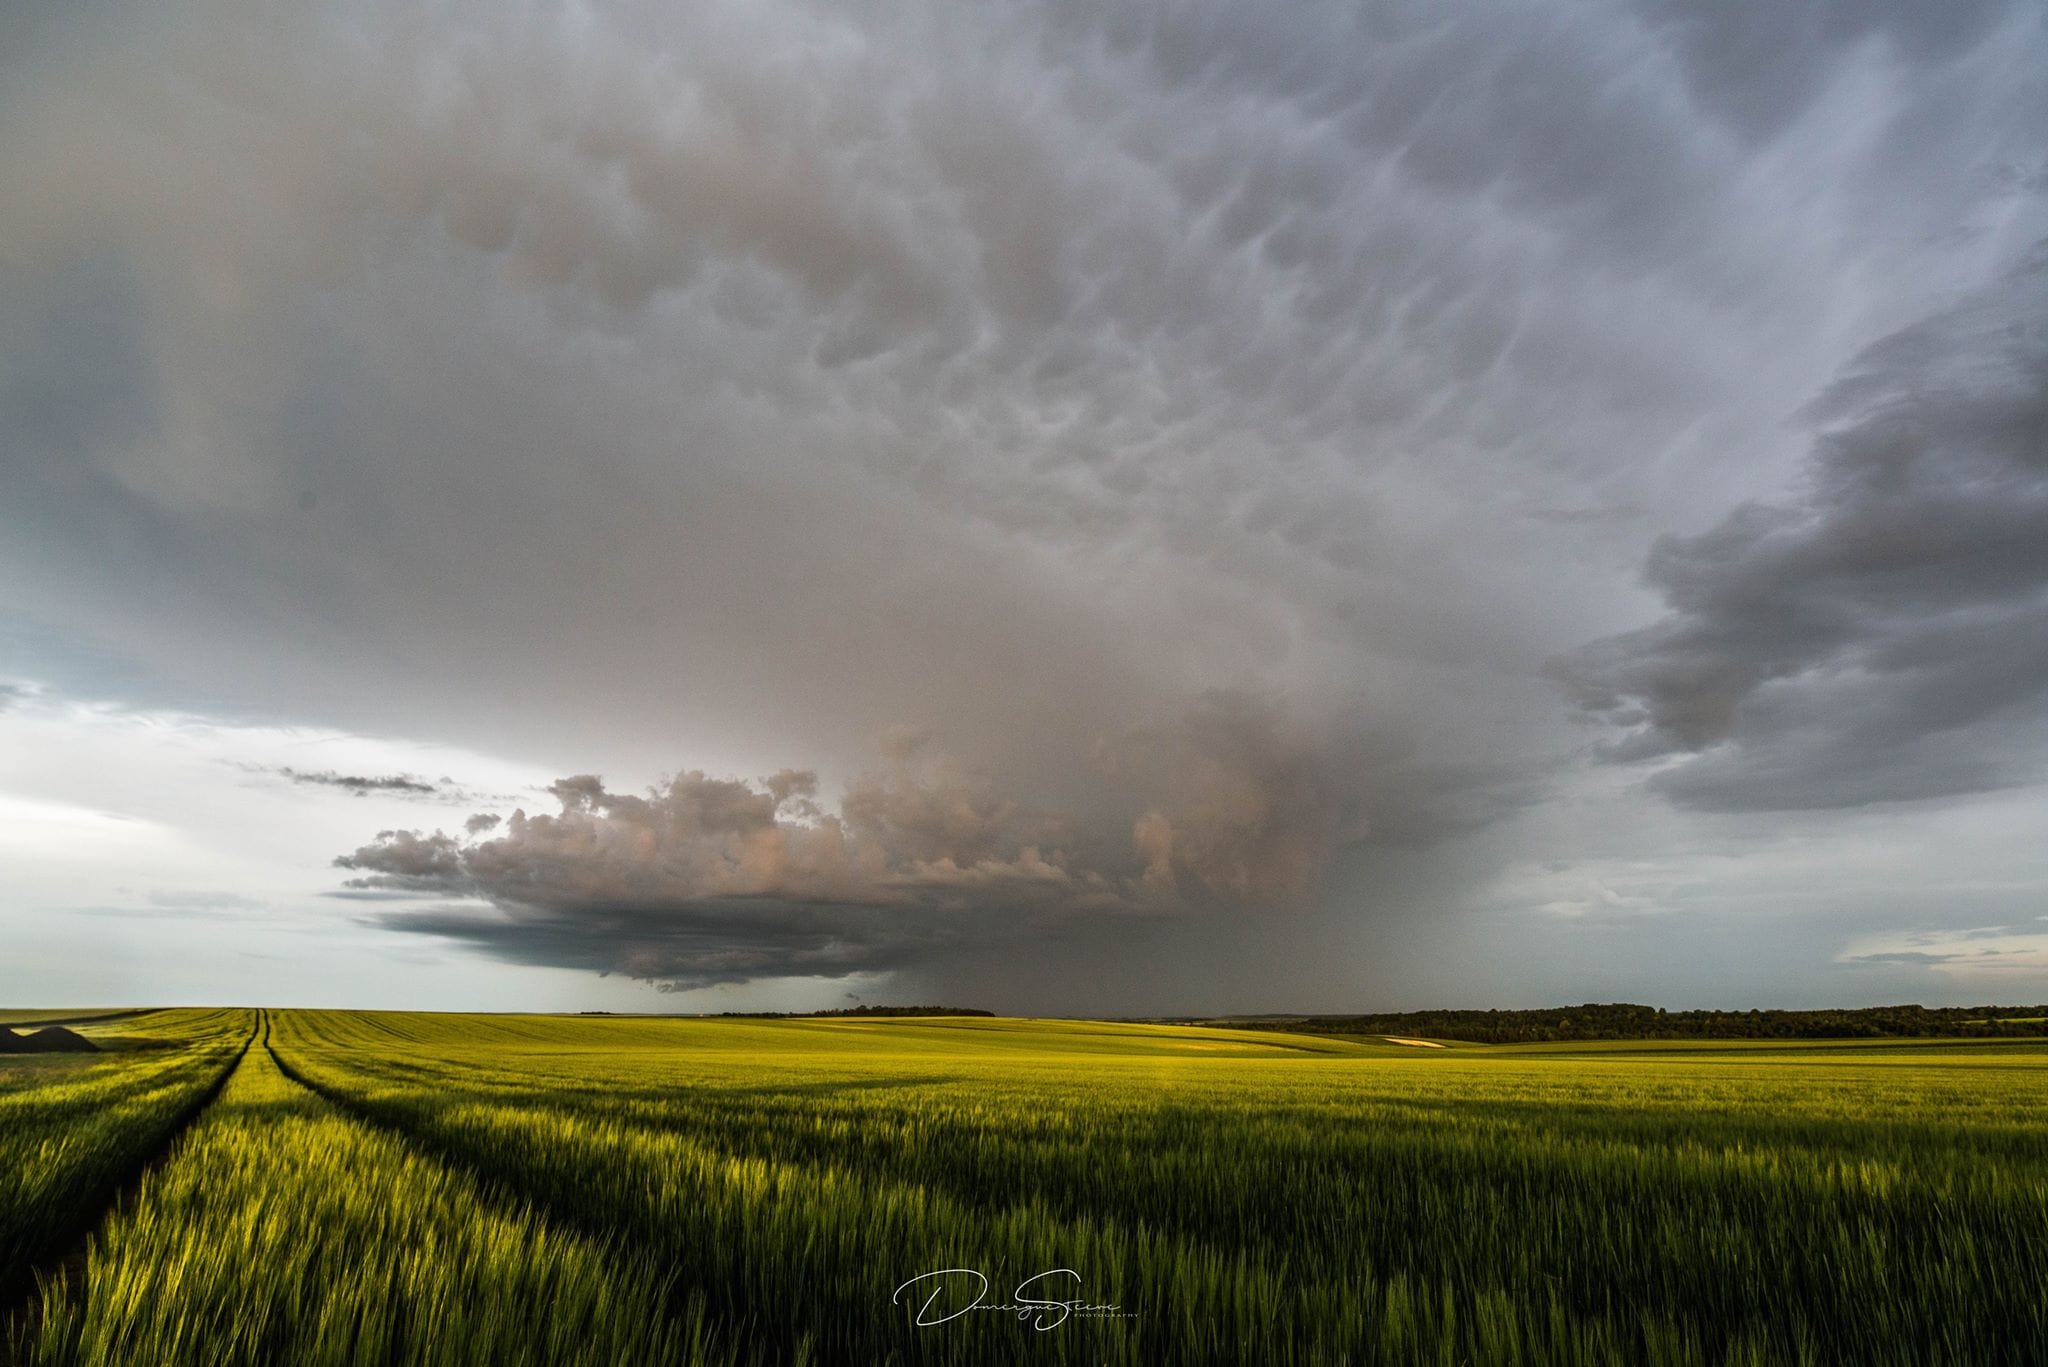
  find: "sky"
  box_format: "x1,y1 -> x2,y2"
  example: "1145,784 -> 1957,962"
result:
2,0 -> 2045,1015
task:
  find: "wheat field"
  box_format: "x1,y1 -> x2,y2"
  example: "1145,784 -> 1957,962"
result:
4,1008 -> 2045,1364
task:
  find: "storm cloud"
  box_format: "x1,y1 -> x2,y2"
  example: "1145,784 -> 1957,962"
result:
1559,247 -> 2048,811
337,694 -> 1381,988
4,0 -> 2048,1008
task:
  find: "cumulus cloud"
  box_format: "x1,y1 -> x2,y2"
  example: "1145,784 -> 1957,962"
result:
335,828 -> 464,893
1558,245 -> 2048,810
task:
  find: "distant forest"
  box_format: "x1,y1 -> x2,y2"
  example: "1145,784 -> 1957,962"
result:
804,1005 -> 995,1018
704,1005 -> 997,1019
1189,1003 -> 2048,1044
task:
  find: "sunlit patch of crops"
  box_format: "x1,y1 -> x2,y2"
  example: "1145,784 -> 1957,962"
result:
24,1015 -> 726,1367
268,1011 -> 2048,1366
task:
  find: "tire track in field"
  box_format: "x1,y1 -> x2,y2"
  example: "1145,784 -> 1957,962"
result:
264,1032 -> 577,1228
258,1022 -> 747,1367
261,1028 -> 615,1235
265,1037 -> 725,1246
267,1045 -> 785,1367
0,1012 -> 257,1365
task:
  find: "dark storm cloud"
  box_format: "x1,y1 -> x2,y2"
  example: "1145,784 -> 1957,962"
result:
1558,246 -> 2048,811
339,692 -> 1442,987
277,767 -> 437,797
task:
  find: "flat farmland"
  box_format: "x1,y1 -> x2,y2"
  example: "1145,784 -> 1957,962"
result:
4,1009 -> 2045,1364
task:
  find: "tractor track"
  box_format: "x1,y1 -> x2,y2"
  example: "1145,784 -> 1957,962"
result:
0,1013 -> 258,1365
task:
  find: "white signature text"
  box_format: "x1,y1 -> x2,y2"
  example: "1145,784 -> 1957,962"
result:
892,1268 -> 1135,1330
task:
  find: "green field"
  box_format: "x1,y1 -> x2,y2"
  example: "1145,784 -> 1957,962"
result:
4,1010 -> 2045,1364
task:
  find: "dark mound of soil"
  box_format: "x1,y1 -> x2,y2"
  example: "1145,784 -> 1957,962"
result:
0,1026 -> 99,1054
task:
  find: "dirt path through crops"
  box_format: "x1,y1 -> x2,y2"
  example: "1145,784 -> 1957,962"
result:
0,1014 -> 255,1365
1383,1037 -> 1447,1048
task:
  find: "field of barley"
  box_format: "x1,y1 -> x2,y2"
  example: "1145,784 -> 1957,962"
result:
4,1007 -> 2045,1365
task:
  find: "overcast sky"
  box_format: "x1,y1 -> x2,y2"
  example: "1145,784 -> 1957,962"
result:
3,0 -> 2045,1014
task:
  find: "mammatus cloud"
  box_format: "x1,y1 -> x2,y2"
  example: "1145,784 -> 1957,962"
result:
1557,245 -> 2048,811
5,0 -> 2040,797
336,695 -> 1383,989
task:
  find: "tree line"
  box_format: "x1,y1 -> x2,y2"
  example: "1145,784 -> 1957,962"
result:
1187,1002 -> 2048,1043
